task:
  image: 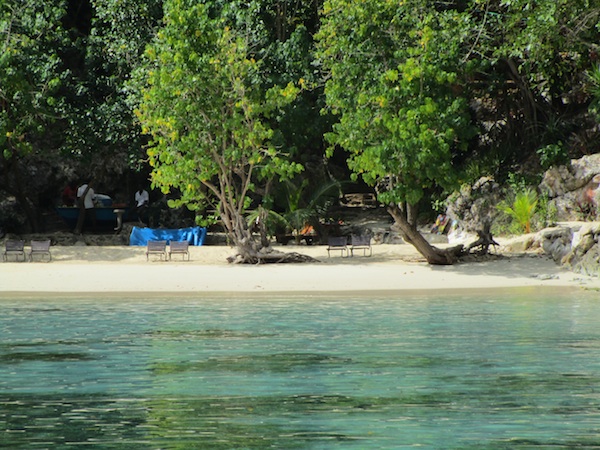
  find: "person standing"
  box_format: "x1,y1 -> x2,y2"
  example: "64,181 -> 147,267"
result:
75,180 -> 96,233
134,185 -> 150,225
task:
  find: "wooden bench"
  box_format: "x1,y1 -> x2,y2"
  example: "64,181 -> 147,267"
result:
327,236 -> 348,257
29,239 -> 52,262
146,240 -> 167,261
3,239 -> 26,262
169,241 -> 190,261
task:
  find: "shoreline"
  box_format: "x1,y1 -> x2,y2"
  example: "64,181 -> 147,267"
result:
0,287 -> 587,300
2,243 -> 599,295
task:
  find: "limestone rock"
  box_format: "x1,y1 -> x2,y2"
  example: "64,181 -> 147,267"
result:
538,222 -> 600,277
540,227 -> 573,263
570,245 -> 600,277
501,234 -> 538,253
539,154 -> 600,221
446,177 -> 502,235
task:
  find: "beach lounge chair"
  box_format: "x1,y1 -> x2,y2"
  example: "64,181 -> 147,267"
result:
146,240 -> 167,261
29,239 -> 52,262
3,239 -> 26,262
327,236 -> 348,257
350,234 -> 372,257
169,241 -> 190,261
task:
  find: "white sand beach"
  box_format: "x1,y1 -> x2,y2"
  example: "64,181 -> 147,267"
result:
1,241 -> 599,295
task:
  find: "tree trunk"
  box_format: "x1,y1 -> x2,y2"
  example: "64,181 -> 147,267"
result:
405,202 -> 419,227
220,204 -> 317,264
387,205 -> 463,265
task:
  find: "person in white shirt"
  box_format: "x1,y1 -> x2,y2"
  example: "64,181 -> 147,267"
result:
77,182 -> 96,209
75,180 -> 96,232
134,186 -> 150,225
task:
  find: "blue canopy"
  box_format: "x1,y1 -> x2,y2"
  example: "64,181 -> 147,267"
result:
129,226 -> 207,246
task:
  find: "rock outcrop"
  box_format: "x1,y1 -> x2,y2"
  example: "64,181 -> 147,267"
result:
500,221 -> 600,278
540,154 -> 600,221
539,222 -> 600,277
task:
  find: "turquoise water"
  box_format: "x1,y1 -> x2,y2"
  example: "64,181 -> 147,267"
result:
1,289 -> 600,449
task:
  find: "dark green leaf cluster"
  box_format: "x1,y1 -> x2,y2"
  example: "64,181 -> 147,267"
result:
317,0 -> 476,205
1,0 -> 67,159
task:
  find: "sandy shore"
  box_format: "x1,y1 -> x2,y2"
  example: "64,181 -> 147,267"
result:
1,241 -> 599,295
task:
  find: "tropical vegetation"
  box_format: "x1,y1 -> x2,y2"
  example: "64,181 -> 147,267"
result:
2,0 -> 600,263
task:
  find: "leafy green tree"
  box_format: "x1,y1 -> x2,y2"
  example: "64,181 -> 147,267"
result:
135,0 -> 303,263
465,0 -> 600,172
317,0 -> 475,264
57,0 -> 163,178
219,0 -> 335,219
0,0 -> 67,230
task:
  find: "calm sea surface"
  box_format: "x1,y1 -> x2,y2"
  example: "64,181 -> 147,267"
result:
1,289 -> 599,449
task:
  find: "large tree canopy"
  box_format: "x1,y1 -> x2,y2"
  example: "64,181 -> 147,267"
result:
316,0 -> 600,264
134,0 -> 303,262
317,0 -> 476,263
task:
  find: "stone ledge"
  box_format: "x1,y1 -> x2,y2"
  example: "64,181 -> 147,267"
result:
540,222 -> 600,277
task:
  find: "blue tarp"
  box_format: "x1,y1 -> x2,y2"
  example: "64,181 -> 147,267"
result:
129,226 -> 207,246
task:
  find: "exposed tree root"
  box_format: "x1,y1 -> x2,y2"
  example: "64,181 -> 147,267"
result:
431,244 -> 465,265
227,248 -> 320,264
466,230 -> 500,255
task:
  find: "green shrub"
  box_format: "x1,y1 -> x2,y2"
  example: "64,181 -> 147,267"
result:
537,143 -> 568,170
497,188 -> 538,234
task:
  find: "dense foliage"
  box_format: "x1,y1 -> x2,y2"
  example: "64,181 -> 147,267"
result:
0,1 -> 75,230
317,0 -> 600,209
316,0 -> 600,263
2,0 -> 600,259
134,0 -> 303,260
60,0 -> 162,174
317,0 -> 476,215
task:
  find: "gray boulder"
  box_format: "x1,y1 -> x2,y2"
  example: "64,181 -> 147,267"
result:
539,222 -> 600,277
540,154 -> 600,221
